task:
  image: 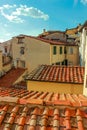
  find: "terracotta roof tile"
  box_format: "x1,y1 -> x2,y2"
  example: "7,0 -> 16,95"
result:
0,87 -> 87,107
17,35 -> 77,46
26,65 -> 84,84
0,68 -> 26,88
0,102 -> 86,129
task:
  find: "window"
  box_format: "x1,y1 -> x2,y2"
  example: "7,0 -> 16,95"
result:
56,62 -> 60,65
20,47 -> 24,54
62,59 -> 68,66
60,47 -> 62,54
68,61 -> 73,65
64,47 -> 67,54
5,47 -> 7,53
53,46 -> 57,55
18,37 -> 24,44
21,61 -> 25,68
69,47 -> 73,54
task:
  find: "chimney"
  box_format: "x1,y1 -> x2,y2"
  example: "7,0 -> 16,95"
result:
43,29 -> 46,33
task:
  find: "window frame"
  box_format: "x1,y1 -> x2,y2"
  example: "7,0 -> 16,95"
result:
69,47 -> 73,54
64,47 -> 67,54
18,37 -> 24,44
60,47 -> 62,54
20,47 -> 24,55
53,46 -> 57,55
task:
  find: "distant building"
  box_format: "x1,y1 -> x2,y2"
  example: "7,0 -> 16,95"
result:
0,50 -> 12,75
12,35 -> 50,72
11,34 -> 79,72
38,25 -> 81,43
26,65 -> 84,94
38,30 -> 67,42
0,40 -> 12,56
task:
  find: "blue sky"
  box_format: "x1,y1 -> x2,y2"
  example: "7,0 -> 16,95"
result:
0,0 -> 87,42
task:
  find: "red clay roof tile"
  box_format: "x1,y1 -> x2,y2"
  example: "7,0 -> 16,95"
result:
0,103 -> 87,129
26,65 -> 84,84
18,117 -> 26,126
0,67 -> 26,88
0,87 -> 87,107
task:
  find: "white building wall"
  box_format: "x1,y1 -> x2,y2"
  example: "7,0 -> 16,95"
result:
79,28 -> 86,66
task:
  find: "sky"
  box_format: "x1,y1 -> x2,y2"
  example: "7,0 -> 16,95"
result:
0,0 -> 87,42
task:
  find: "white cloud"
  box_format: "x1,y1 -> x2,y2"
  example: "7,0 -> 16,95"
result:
1,11 -> 24,23
3,4 -> 16,9
0,39 -> 4,42
0,4 -> 49,23
81,0 -> 87,4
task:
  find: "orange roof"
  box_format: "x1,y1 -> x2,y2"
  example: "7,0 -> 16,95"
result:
14,81 -> 27,89
16,34 -> 77,46
0,87 -> 87,107
65,25 -> 82,35
26,65 -> 84,84
0,87 -> 87,129
38,30 -> 65,37
31,36 -> 77,46
0,67 -> 26,87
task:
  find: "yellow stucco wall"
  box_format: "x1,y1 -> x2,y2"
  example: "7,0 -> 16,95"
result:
12,37 -> 50,72
27,81 -> 83,94
25,37 -> 51,72
3,63 -> 12,72
50,45 -> 79,65
0,51 -> 12,72
12,36 -> 79,72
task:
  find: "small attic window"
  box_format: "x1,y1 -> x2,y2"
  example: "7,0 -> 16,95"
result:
18,37 -> 24,44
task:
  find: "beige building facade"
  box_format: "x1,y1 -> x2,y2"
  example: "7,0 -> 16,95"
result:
51,45 -> 79,65
0,50 -> 12,75
11,34 -> 79,72
12,35 -> 50,72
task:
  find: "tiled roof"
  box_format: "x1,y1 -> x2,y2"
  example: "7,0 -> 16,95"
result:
14,81 -> 27,89
43,32 -> 66,39
38,30 -> 65,37
0,87 -> 87,107
0,87 -> 87,129
65,25 -> 82,35
26,65 -> 84,84
16,34 -> 77,46
33,37 -> 77,46
0,67 -> 26,87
